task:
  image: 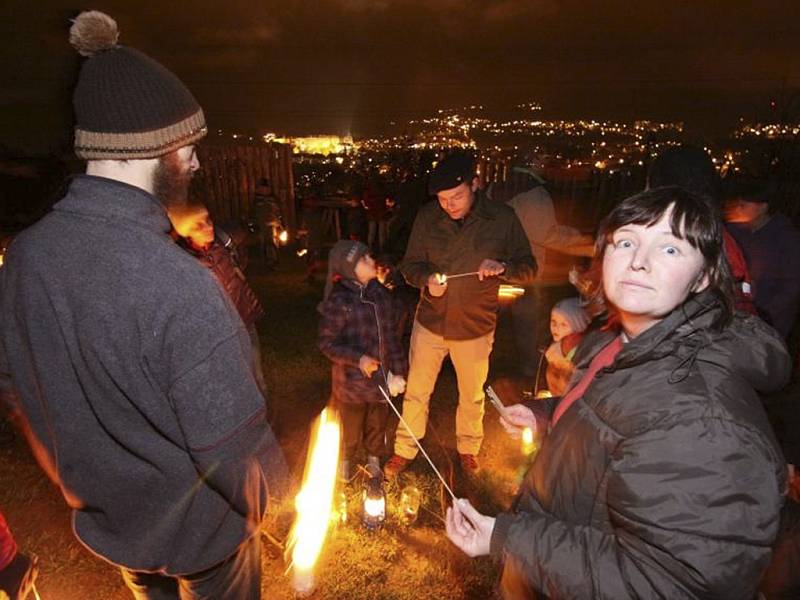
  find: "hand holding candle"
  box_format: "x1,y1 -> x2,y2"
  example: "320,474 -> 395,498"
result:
428,273 -> 448,297
498,404 -> 538,440
445,498 -> 495,558
359,355 -> 380,378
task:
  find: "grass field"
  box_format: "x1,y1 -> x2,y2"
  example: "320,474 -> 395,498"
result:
0,253 -> 556,599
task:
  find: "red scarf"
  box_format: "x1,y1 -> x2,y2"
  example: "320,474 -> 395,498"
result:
551,336 -> 623,427
0,511 -> 17,570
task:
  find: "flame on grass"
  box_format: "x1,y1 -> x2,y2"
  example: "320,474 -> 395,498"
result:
286,407 -> 341,594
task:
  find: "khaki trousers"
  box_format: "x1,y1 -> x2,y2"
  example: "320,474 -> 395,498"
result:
394,321 -> 494,459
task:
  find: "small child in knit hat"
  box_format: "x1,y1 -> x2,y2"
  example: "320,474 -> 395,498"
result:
318,240 -> 408,480
545,297 -> 591,397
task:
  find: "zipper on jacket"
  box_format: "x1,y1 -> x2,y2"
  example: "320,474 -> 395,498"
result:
360,285 -> 389,387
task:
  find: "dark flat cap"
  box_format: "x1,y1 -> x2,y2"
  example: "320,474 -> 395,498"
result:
428,152 -> 476,194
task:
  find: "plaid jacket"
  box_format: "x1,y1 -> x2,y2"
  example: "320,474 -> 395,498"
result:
318,278 -> 408,403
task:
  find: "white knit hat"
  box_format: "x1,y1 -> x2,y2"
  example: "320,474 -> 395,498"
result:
552,297 -> 590,334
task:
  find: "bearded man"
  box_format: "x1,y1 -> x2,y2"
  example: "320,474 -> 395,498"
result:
0,11 -> 282,599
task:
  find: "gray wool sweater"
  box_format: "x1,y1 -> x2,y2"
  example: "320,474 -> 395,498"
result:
0,175 -> 281,575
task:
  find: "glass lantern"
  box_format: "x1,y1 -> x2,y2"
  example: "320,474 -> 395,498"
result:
399,485 -> 422,525
362,475 -> 386,530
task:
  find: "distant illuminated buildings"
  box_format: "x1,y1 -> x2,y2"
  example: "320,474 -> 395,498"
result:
263,133 -> 355,155
245,102 -> 743,180
734,122 -> 800,139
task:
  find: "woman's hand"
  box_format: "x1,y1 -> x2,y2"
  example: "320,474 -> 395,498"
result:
500,404 -> 537,439
445,498 -> 495,557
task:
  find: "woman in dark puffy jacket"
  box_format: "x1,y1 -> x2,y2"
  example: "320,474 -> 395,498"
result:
446,187 -> 790,599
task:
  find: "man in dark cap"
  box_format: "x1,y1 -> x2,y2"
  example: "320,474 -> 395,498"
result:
0,11 -> 282,599
384,152 -> 536,477
724,176 -> 800,339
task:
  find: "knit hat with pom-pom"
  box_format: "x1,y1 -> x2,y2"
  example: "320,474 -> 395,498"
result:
69,11 -> 206,159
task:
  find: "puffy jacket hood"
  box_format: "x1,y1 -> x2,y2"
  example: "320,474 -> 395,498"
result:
576,290 -> 791,395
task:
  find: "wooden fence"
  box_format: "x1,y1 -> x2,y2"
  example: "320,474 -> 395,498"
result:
187,144 -> 800,235
193,142 -> 296,229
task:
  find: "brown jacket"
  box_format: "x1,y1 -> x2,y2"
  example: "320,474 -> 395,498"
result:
400,193 -> 536,340
180,234 -> 265,329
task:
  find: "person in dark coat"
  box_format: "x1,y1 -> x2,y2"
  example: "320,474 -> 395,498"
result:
383,168 -> 431,264
724,176 -> 800,340
252,177 -> 283,267
318,240 -> 408,479
168,203 -> 269,404
361,174 -> 390,253
446,187 -> 789,599
0,12 -> 283,599
384,152 -> 537,477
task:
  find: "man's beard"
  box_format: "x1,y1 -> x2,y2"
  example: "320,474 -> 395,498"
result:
152,151 -> 193,209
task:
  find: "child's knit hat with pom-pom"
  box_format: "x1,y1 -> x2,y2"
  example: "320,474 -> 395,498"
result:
69,10 -> 206,160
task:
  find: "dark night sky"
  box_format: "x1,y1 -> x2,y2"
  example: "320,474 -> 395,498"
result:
1,0 -> 799,153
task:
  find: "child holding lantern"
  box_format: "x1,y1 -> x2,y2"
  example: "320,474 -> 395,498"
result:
318,240 -> 408,480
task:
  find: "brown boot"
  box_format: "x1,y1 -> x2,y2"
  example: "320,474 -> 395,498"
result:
383,455 -> 411,479
459,453 -> 480,476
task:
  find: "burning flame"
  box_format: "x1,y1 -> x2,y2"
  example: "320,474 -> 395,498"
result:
498,284 -> 525,299
286,408 -> 341,594
278,229 -> 289,244
521,426 -> 538,455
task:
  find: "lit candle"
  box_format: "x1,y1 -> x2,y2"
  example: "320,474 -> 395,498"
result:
521,427 -> 538,455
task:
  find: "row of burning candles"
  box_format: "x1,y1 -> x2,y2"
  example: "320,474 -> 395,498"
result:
286,407 -> 539,596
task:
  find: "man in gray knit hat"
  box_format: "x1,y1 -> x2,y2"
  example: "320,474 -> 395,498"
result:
0,11 -> 282,599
